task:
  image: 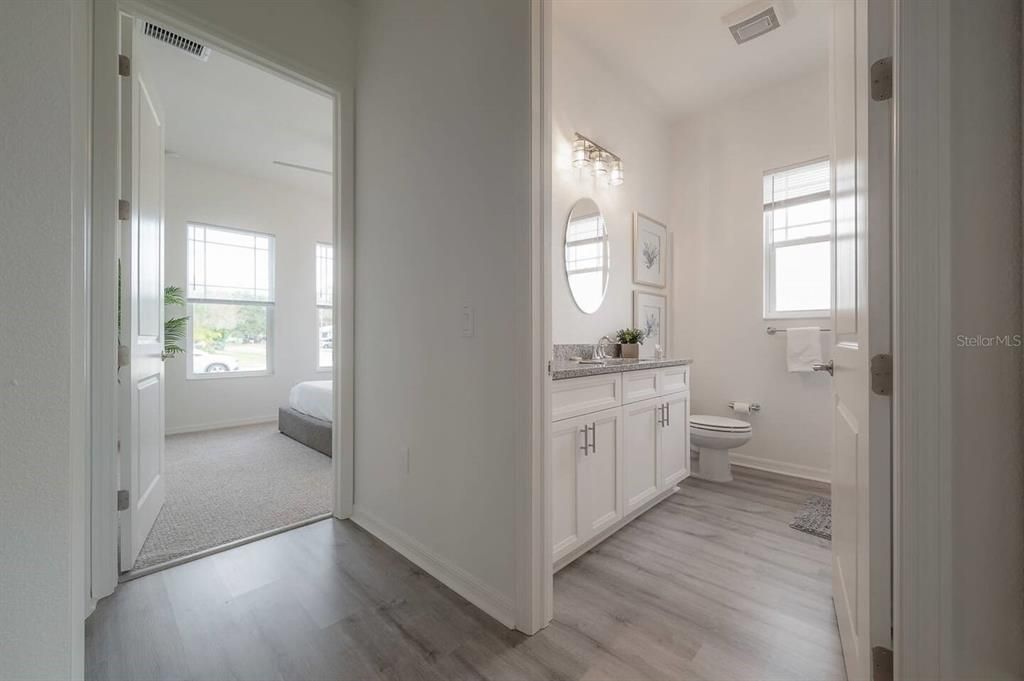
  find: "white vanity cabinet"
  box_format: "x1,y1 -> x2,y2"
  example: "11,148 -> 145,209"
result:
551,364 -> 690,569
623,397 -> 661,513
660,391 -> 691,489
623,391 -> 691,513
550,409 -> 623,562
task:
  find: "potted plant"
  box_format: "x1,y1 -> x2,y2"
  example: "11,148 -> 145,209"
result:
615,327 -> 646,359
163,286 -> 189,359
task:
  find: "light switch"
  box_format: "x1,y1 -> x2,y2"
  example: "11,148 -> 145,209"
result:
462,305 -> 474,337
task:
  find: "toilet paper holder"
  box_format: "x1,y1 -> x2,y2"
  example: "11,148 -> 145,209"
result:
727,401 -> 761,413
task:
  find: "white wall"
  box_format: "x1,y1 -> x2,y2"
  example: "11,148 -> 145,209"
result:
671,68 -> 834,481
551,29 -> 673,345
353,0 -> 532,627
0,1 -> 88,679
0,1 -> 356,678
947,0 -> 1023,675
163,158 -> 332,433
147,0 -> 356,88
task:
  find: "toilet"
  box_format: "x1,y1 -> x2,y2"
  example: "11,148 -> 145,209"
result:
690,415 -> 753,482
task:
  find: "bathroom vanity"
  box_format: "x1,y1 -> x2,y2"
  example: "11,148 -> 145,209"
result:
550,359 -> 692,570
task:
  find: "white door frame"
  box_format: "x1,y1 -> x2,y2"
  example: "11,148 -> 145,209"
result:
891,0 -> 953,677
89,0 -> 355,600
519,0 -> 554,634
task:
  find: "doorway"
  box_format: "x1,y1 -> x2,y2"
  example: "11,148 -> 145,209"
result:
90,2 -> 354,592
532,1 -> 893,678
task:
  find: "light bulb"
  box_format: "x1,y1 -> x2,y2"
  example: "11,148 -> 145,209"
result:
609,160 -> 624,186
572,138 -> 590,168
591,151 -> 609,176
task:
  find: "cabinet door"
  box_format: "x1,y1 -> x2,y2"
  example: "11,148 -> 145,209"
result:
659,392 -> 690,489
551,416 -> 586,560
580,408 -> 622,538
622,398 -> 661,513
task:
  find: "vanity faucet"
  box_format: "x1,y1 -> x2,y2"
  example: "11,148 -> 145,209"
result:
595,335 -> 615,359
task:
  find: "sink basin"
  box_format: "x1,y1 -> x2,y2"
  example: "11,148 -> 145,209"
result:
579,358 -> 656,366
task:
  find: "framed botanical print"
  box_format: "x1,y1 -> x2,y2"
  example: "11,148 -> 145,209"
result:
633,213 -> 668,288
634,290 -> 668,359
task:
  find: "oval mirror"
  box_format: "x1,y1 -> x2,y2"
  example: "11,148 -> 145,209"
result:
564,198 -> 610,314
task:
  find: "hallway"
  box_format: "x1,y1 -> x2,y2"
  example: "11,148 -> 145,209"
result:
86,468 -> 843,680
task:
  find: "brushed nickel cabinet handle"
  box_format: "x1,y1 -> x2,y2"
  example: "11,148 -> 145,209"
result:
589,423 -> 596,454
580,426 -> 589,454
665,403 -> 670,427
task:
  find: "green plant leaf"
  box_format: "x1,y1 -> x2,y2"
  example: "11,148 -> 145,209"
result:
164,285 -> 186,308
163,286 -> 190,358
614,327 -> 646,345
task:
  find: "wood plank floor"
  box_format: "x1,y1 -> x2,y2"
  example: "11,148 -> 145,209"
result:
86,467 -> 845,681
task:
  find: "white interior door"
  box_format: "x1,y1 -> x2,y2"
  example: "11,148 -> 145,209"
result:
829,1 -> 892,678
119,17 -> 166,571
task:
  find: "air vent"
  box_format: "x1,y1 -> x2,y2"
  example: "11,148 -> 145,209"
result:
143,21 -> 211,61
728,6 -> 781,44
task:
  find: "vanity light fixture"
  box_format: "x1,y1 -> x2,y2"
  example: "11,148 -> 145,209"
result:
572,137 -> 589,168
609,159 -> 625,186
572,133 -> 625,186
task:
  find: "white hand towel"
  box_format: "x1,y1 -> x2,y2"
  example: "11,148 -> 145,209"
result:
786,327 -> 822,373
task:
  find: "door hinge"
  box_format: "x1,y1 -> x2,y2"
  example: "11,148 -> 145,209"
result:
118,199 -> 130,221
547,360 -> 552,375
871,57 -> 893,102
872,646 -> 893,681
871,353 -> 893,396
117,489 -> 130,511
118,54 -> 131,77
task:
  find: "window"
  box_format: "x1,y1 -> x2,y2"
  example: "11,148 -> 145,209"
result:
316,243 -> 333,370
186,223 -> 274,378
763,158 -> 832,318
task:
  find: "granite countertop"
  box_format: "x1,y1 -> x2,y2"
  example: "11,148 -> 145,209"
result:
551,357 -> 692,381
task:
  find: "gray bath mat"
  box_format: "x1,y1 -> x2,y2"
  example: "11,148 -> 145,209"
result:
790,495 -> 832,540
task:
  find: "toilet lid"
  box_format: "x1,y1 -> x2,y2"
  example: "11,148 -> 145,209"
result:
690,414 -> 752,433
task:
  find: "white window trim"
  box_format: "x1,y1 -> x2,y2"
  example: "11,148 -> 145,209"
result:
185,222 -> 276,380
315,241 -> 333,372
762,157 -> 832,320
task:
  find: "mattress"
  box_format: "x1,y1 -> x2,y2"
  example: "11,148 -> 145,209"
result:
288,380 -> 333,423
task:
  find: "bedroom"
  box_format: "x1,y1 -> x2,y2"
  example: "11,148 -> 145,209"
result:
122,19 -> 338,576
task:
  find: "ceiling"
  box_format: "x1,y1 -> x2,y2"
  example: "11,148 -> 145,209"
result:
138,25 -> 333,194
553,0 -> 832,117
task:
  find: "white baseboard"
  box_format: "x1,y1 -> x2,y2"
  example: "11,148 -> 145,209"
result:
351,507 -> 516,629
165,415 -> 277,436
728,452 -> 831,484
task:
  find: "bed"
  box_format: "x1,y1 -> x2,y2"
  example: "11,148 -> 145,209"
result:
279,380 -> 333,456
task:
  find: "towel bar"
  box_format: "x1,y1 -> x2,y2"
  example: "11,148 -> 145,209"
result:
766,326 -> 831,335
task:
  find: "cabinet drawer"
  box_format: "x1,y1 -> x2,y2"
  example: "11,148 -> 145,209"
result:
658,365 -> 689,395
551,374 -> 622,422
622,369 -> 659,404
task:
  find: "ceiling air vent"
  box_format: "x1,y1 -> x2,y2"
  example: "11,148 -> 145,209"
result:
727,6 -> 781,45
143,21 -> 211,61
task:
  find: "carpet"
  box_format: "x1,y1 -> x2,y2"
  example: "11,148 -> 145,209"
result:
790,494 -> 832,540
133,422 -> 332,570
